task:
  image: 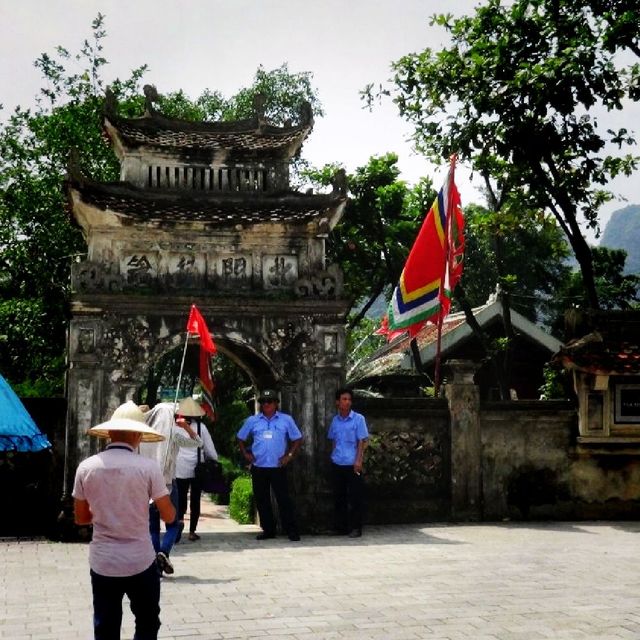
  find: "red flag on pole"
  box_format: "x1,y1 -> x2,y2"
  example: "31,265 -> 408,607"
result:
387,157 -> 465,335
186,305 -> 216,354
186,305 -> 216,418
385,156 -> 465,395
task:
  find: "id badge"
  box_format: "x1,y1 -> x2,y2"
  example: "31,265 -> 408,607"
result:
263,431 -> 274,439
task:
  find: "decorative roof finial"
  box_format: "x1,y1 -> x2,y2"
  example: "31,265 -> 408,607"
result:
253,93 -> 267,120
253,93 -> 267,132
331,168 -> 347,196
104,86 -> 117,117
67,147 -> 84,183
143,85 -> 160,116
298,101 -> 313,127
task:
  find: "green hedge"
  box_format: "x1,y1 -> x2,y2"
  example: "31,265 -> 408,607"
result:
229,475 -> 254,524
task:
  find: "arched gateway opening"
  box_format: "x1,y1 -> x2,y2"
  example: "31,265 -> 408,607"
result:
64,88 -> 349,528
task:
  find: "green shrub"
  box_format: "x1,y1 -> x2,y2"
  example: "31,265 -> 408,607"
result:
228,475 -> 254,524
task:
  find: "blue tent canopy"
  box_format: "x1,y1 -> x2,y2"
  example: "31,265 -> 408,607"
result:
0,374 -> 52,452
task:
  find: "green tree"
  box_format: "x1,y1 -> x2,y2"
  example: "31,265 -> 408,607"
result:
310,154 -> 436,325
0,15 -> 141,393
462,204 -> 572,322
551,247 -> 639,337
0,15 -> 322,393
366,0 -> 639,310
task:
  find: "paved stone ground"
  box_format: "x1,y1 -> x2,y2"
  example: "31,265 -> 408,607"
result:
2,501 -> 640,639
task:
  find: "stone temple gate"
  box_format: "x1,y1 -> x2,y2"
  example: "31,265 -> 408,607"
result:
64,87 -> 349,526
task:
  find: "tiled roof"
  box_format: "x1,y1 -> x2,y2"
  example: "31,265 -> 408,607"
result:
67,178 -> 346,227
383,312 -> 468,356
557,331 -> 640,375
349,311 -> 468,383
351,299 -> 562,383
105,114 -> 311,154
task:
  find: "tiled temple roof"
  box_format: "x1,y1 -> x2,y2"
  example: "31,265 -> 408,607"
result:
350,299 -> 562,384
383,313 -> 468,356
68,178 -> 345,228
556,331 -> 640,375
102,87 -> 313,155
349,312 -> 468,383
105,113 -> 312,153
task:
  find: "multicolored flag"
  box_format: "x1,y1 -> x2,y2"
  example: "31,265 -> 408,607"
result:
186,304 -> 217,419
387,158 -> 465,336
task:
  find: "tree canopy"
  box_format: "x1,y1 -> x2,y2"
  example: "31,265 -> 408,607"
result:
0,14 -> 322,394
364,0 -> 640,310
461,203 -> 572,322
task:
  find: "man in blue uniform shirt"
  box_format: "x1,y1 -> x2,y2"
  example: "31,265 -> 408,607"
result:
237,389 -> 303,541
327,387 -> 369,538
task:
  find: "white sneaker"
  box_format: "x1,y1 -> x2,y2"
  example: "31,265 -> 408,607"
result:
156,551 -> 174,575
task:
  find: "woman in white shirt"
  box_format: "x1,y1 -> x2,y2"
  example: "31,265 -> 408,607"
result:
175,397 -> 218,541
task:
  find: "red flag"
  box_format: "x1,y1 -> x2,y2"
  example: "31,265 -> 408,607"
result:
186,305 -> 216,419
186,305 -> 216,354
374,315 -> 407,343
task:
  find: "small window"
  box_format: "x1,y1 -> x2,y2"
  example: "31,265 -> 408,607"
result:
587,392 -> 604,432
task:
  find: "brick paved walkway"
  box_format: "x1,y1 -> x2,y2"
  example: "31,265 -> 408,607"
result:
2,501 -> 640,639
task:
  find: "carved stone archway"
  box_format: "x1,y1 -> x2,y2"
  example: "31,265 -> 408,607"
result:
64,89 -> 349,527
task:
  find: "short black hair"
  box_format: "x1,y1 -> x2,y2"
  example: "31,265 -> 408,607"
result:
335,387 -> 354,401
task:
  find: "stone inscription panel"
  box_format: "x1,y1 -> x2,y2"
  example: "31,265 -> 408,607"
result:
167,252 -> 204,276
120,253 -> 158,287
216,254 -> 252,289
263,255 -> 298,289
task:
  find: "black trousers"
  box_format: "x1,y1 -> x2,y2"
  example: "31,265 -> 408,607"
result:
332,463 -> 364,533
251,466 -> 298,537
90,562 -> 160,640
176,477 -> 202,534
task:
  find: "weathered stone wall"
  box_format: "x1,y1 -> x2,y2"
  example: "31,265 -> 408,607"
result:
480,401 -> 576,519
349,397 -> 451,524
347,383 -> 640,525
481,402 -> 640,520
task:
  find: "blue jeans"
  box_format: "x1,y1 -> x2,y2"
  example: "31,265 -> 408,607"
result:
149,480 -> 179,555
90,562 -> 160,640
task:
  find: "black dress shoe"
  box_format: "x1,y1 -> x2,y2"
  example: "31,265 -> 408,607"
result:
288,533 -> 301,541
256,532 -> 276,540
348,529 -> 362,538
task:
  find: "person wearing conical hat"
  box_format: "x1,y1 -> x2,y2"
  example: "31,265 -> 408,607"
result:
139,402 -> 203,576
175,397 -> 219,542
73,401 -> 175,640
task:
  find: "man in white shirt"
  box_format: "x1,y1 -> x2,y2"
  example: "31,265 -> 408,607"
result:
73,401 -> 175,640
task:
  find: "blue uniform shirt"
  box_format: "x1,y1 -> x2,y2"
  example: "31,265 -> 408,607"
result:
328,410 -> 369,465
237,411 -> 302,468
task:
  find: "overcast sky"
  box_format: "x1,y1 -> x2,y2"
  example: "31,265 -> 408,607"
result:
1,0 -> 639,242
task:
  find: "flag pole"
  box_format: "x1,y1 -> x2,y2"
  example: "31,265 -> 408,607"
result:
161,326 -> 191,476
434,155 -> 457,398
173,331 -> 191,411
433,317 -> 444,397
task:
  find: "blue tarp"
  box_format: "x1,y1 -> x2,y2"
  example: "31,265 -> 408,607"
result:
0,374 -> 52,452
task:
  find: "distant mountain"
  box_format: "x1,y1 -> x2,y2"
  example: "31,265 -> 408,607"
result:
599,204 -> 640,275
